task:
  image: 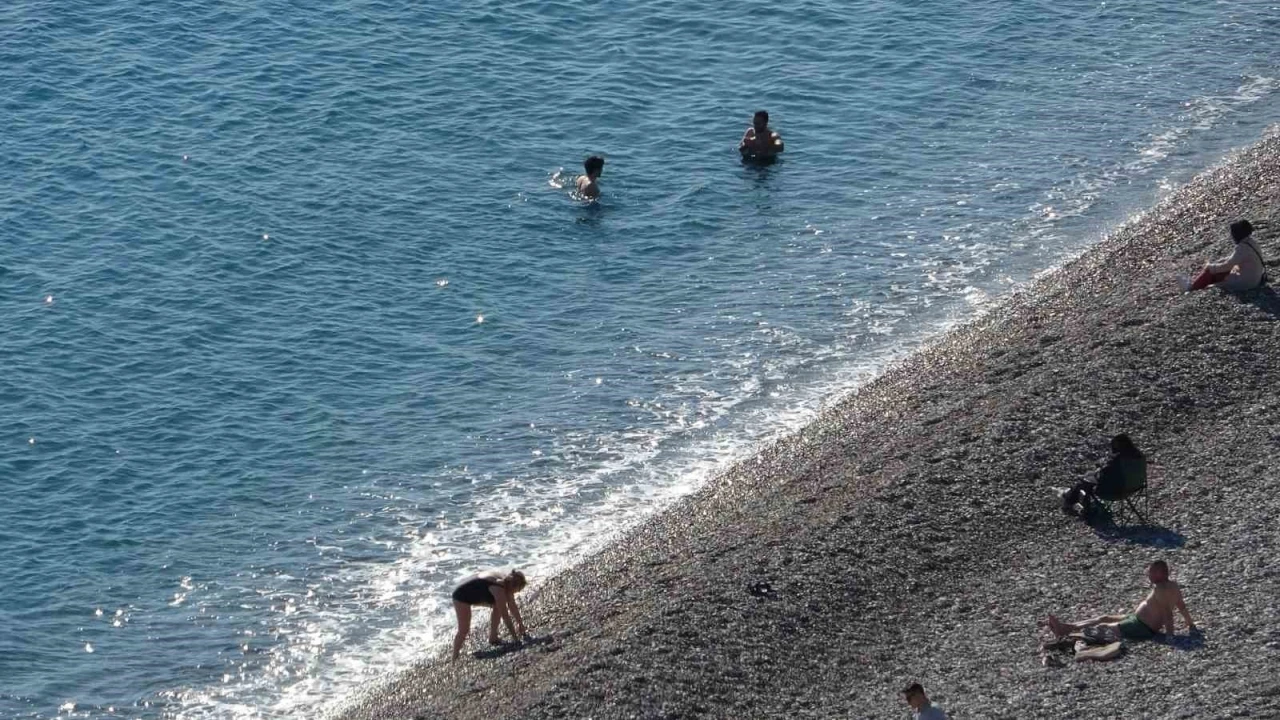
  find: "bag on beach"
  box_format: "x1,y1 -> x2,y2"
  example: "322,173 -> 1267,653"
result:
1243,238 -> 1270,284
1081,625 -> 1120,645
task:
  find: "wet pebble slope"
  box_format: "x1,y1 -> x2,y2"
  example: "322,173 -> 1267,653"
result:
334,133 -> 1280,720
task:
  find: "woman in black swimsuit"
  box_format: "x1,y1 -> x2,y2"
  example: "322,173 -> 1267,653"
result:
450,569 -> 528,660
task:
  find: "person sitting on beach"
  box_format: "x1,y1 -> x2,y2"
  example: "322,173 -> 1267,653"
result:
1059,433 -> 1146,517
1182,219 -> 1266,292
1044,560 -> 1197,643
901,683 -> 949,720
450,569 -> 528,660
739,110 -> 784,162
575,155 -> 604,199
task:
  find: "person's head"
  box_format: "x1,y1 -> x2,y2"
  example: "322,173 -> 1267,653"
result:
1231,219 -> 1254,243
752,110 -> 769,132
1146,560 -> 1170,584
1111,433 -> 1136,454
902,683 -> 929,710
583,155 -> 604,179
505,569 -> 528,593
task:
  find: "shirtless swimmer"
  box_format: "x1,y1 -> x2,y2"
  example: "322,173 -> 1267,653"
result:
739,110 -> 784,161
576,155 -> 604,199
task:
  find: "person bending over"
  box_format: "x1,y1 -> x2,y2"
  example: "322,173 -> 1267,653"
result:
1183,219 -> 1266,292
1060,433 -> 1145,517
739,110 -> 784,162
451,569 -> 528,660
576,155 -> 604,199
901,683 -> 949,720
1044,561 -> 1196,643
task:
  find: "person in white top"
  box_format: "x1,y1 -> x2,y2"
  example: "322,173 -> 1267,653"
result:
1184,219 -> 1266,292
902,683 -> 949,720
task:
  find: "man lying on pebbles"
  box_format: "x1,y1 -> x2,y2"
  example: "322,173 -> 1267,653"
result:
1043,560 -> 1197,647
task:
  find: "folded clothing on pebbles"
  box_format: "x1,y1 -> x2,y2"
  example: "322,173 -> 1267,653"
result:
335,134 -> 1280,720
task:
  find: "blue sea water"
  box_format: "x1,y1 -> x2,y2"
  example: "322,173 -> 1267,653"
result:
2,1 -> 1278,717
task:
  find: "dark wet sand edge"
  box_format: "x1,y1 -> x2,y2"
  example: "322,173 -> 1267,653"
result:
334,131 -> 1280,720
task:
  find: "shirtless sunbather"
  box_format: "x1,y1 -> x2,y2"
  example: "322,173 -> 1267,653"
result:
1044,560 -> 1196,642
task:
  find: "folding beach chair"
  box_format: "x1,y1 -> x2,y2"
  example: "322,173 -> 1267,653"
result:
1094,461 -> 1149,526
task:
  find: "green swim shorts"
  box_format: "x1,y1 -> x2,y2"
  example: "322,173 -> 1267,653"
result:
1116,614 -> 1156,640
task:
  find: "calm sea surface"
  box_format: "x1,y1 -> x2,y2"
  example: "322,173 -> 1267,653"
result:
2,1 -> 1278,717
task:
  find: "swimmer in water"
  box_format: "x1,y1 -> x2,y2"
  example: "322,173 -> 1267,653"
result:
450,569 -> 528,660
576,155 -> 604,199
739,110 -> 784,161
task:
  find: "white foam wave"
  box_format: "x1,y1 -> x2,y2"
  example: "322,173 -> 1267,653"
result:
1131,74 -> 1279,170
161,310 -> 983,720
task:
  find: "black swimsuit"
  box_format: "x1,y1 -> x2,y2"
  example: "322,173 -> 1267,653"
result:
451,576 -> 499,606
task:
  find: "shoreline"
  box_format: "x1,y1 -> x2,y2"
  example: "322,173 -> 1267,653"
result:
334,131 -> 1280,719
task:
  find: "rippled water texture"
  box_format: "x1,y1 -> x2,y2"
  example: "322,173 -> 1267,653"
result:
2,1 -> 1278,718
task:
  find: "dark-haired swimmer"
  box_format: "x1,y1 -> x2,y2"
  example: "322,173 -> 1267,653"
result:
576,155 -> 604,199
1044,561 -> 1196,642
451,569 -> 528,660
739,110 -> 783,162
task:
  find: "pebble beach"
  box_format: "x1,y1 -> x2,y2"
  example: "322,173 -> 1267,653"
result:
334,131 -> 1280,720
